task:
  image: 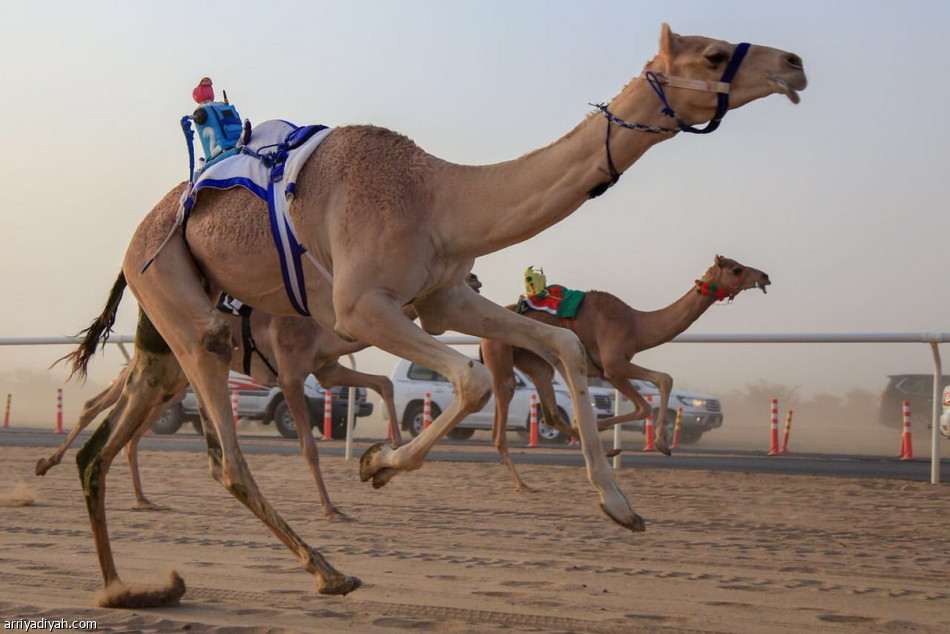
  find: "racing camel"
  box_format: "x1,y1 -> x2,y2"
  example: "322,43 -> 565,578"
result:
69,24 -> 805,607
481,255 -> 770,491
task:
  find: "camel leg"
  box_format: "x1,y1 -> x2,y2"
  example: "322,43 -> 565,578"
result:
36,367 -> 130,476
277,373 -> 350,521
124,390 -> 186,511
356,286 -> 643,532
76,350 -> 187,608
599,357 -> 673,456
126,234 -> 359,596
480,339 -> 535,492
315,362 -> 403,447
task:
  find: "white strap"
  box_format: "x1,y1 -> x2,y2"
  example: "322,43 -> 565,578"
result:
639,71 -> 730,95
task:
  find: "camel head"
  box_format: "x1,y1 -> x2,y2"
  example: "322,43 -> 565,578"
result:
695,255 -> 770,301
641,23 -> 806,130
465,272 -> 483,294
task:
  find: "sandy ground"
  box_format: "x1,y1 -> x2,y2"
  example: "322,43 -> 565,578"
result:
1,442 -> 949,634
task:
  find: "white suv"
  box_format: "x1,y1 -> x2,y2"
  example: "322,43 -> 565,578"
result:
387,359 -> 613,443
940,384 -> 950,438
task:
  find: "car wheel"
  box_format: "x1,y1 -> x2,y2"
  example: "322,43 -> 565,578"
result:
404,401 -> 441,438
151,404 -> 183,435
273,400 -> 299,439
537,407 -> 571,444
447,427 -> 476,441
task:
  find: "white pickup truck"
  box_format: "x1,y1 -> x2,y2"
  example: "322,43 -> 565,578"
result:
386,359 -> 615,443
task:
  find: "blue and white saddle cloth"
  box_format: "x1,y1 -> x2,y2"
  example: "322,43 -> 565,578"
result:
183,119 -> 334,316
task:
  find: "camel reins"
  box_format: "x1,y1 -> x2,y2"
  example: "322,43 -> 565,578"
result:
587,42 -> 750,199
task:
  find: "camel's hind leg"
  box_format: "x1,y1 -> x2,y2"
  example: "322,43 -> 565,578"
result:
123,390 -> 186,510
36,367 -> 130,476
125,231 -> 359,597
480,339 -> 535,492
76,350 -> 187,608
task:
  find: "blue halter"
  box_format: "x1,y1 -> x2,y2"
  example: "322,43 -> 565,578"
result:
587,42 -> 751,198
646,42 -> 750,135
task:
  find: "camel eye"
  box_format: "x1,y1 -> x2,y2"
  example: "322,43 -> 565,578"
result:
705,51 -> 728,68
732,266 -> 743,275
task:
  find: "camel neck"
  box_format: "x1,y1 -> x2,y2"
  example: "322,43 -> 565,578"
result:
634,285 -> 718,352
434,78 -> 677,257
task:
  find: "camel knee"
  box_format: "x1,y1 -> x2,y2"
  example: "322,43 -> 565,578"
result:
201,316 -> 233,364
455,361 -> 492,414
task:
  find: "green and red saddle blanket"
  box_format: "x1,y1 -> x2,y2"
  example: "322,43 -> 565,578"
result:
516,285 -> 586,322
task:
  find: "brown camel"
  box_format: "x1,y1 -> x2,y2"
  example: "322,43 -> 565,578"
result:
481,255 -> 769,491
69,24 -> 805,607
47,273 -> 482,517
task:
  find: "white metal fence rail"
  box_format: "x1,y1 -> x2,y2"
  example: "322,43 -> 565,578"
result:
2,332 -> 947,483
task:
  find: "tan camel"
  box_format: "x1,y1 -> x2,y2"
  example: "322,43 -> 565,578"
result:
481,255 -> 769,491
47,273 -> 482,517
70,24 -> 805,607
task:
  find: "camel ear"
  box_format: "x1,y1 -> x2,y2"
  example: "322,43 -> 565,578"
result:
659,23 -> 675,58
715,254 -> 723,266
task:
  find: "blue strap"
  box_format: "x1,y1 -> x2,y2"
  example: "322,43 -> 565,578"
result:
180,116 -> 196,182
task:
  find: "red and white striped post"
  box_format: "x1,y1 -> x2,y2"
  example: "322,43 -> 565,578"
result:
642,395 -> 655,451
3,393 -> 10,428
898,400 -> 913,460
231,390 -> 240,429
322,390 -> 334,440
670,407 -> 683,450
527,393 -> 540,448
423,392 -> 432,430
55,388 -> 63,434
778,409 -> 793,454
767,398 -> 780,455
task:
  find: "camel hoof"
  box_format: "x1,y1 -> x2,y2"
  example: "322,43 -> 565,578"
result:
35,457 -> 55,476
372,467 -> 399,489
359,442 -> 386,482
600,503 -> 646,533
326,507 -> 355,522
604,448 -> 622,458
131,499 -> 168,512
654,437 -> 671,456
95,571 -> 186,608
317,574 -> 362,596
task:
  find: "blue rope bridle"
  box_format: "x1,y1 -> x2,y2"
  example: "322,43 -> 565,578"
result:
587,42 -> 751,198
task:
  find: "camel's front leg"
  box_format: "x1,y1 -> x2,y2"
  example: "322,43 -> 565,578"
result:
315,362 -> 403,447
480,339 -> 535,492
414,287 -> 644,533
600,357 -> 673,456
336,293 -> 492,489
277,373 -> 349,521
36,368 -> 129,476
124,394 -> 185,511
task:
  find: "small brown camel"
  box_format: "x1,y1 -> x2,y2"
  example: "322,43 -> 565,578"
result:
47,273 -> 482,518
480,255 -> 769,491
70,24 -> 805,607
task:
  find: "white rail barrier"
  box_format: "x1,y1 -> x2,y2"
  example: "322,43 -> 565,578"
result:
2,332 -> 948,483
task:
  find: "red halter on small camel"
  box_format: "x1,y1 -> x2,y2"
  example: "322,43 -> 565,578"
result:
694,267 -> 749,302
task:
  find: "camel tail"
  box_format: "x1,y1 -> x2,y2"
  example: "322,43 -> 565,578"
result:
53,271 -> 128,382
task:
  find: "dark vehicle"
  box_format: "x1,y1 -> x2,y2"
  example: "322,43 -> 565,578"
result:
878,374 -> 950,428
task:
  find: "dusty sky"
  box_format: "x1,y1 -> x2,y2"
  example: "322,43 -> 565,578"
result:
1,0 -> 948,410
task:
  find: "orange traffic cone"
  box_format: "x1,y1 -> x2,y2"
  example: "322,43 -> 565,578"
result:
670,407 -> 683,450
767,398 -> 780,455
778,409 -> 793,454
322,390 -> 334,440
898,400 -> 913,460
527,394 -> 539,448
642,395 -> 655,451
